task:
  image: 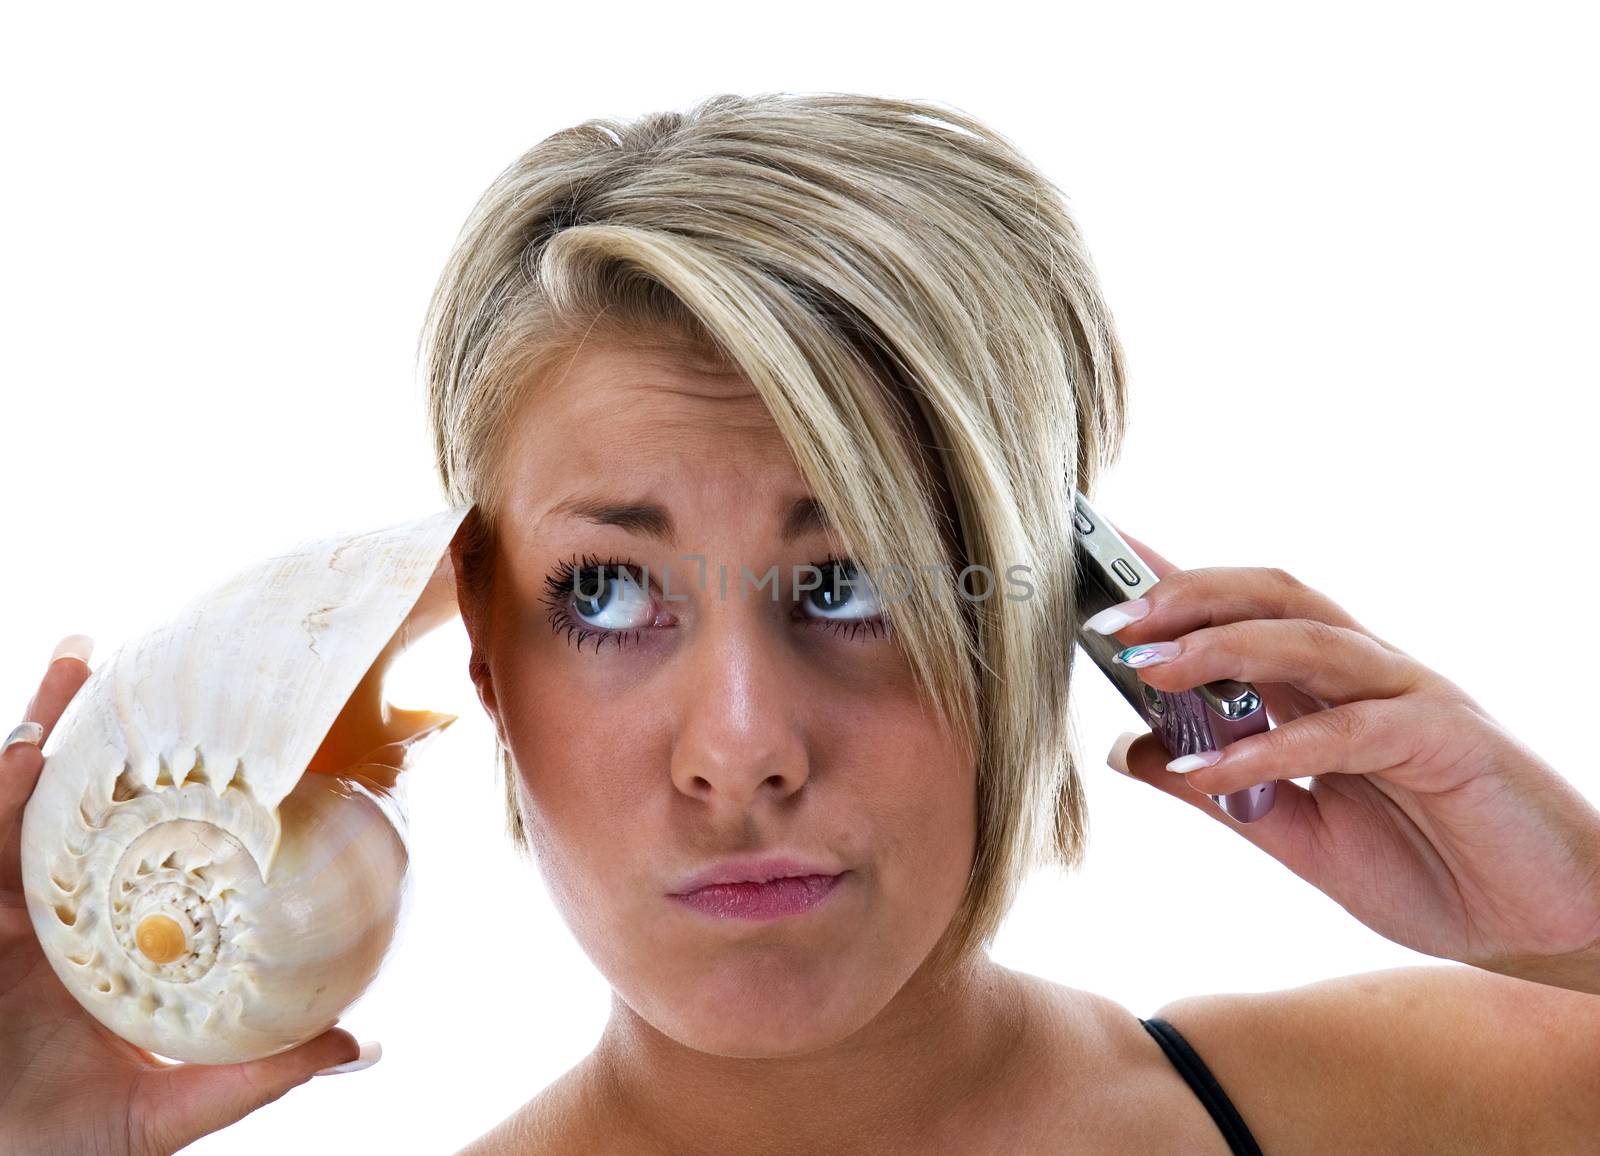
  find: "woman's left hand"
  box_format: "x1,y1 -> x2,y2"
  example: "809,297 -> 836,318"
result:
1096,524 -> 1600,994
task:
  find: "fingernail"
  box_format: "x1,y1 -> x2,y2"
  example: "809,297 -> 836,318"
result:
1167,750 -> 1224,774
1084,598 -> 1150,635
1106,731 -> 1141,776
50,634 -> 95,665
314,1040 -> 382,1077
3,722 -> 44,753
1114,641 -> 1180,668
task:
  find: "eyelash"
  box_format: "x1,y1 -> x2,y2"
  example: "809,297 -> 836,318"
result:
539,552 -> 891,653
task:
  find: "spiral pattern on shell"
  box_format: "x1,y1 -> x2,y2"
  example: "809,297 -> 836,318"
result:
41,750 -> 410,1062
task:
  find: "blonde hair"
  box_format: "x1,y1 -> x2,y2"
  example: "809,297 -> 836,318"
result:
420,92 -> 1128,980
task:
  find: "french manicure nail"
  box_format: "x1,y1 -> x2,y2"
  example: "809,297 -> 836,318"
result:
3,722 -> 44,753
314,1040 -> 382,1077
50,634 -> 95,665
1084,598 -> 1150,635
1167,750 -> 1223,774
1106,731 -> 1141,776
1114,641 -> 1180,668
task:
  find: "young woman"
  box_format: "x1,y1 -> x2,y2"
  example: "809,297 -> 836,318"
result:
4,93 -> 1597,1155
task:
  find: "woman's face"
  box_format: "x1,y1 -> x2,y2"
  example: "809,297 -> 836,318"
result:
464,340 -> 978,1058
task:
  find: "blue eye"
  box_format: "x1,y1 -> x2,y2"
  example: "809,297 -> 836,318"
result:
540,553 -> 890,653
540,555 -> 654,652
570,564 -> 653,630
800,558 -> 885,623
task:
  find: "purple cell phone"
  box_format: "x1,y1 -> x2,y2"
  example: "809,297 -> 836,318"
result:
1071,490 -> 1276,822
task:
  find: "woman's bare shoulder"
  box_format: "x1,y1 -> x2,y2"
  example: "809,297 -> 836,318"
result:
450,965 -> 1600,1154
990,967 -> 1261,1153
1151,964 -> 1600,1154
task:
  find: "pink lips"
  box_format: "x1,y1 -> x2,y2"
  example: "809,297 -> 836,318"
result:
671,873 -> 844,920
670,854 -> 843,893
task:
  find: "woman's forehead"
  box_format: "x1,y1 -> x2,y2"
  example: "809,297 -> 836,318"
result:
518,343 -> 785,445
497,347 -> 812,536
508,390 -> 797,487
558,340 -> 759,403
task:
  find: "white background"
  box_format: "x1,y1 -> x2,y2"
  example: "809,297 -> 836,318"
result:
3,3 -> 1596,1152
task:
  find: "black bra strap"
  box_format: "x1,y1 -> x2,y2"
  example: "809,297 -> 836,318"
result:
1139,1016 -> 1264,1156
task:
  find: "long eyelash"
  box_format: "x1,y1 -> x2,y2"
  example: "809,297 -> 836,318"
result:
539,552 -> 891,653
810,617 -> 890,641
539,552 -> 645,653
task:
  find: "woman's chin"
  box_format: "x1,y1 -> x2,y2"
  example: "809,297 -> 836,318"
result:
630,955 -> 882,1058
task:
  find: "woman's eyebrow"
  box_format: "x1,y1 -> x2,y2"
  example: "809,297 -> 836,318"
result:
547,493 -> 830,544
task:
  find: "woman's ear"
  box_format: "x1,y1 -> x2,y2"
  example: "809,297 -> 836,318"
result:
450,512 -> 505,743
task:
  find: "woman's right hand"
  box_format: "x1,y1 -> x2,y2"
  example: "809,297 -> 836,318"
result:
1,637 -> 372,1156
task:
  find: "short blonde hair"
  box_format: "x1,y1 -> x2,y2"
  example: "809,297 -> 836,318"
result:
420,92 -> 1128,979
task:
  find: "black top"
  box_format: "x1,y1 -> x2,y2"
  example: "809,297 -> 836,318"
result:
1139,1016 -> 1263,1155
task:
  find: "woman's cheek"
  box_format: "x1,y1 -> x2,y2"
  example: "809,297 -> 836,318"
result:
848,719 -> 977,896
499,700 -> 641,928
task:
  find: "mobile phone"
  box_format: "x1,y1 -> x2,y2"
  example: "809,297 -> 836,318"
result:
1071,490 -> 1277,822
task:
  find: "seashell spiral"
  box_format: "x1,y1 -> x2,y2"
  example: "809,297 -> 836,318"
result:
20,506 -> 470,1065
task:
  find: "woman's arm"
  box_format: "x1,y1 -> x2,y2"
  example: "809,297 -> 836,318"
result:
1155,965 -> 1600,1154
1096,526 -> 1600,1147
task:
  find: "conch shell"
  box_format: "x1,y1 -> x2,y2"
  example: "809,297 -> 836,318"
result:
20,507 -> 469,1065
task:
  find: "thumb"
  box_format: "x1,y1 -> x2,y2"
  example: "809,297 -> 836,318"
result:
130,1028 -> 374,1152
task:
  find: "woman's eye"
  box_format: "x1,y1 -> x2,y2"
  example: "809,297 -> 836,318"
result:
570,565 -> 655,631
542,554 -> 888,653
800,560 -> 886,627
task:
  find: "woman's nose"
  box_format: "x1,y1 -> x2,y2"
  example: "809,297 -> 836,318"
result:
667,616 -> 811,810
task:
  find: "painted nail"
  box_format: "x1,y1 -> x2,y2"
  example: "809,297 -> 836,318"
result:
1084,598 -> 1151,635
50,634 -> 95,665
314,1040 -> 382,1077
1114,641 -> 1180,668
3,721 -> 45,753
1167,750 -> 1224,774
1106,731 -> 1141,776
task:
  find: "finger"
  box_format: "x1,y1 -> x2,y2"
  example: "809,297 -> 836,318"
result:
1253,679 -> 1327,727
1112,728 -> 1326,854
0,726 -> 46,868
131,1028 -> 374,1153
1092,564 -> 1392,653
1111,730 -> 1424,903
1111,729 -> 1373,904
3,637 -> 95,854
1122,617 -> 1428,709
22,634 -> 96,738
1167,694 -> 1454,797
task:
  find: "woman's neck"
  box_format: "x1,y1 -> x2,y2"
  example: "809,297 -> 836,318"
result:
582,951 -> 1040,1155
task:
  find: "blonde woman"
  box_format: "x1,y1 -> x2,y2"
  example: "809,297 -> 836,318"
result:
3,92 -> 1599,1154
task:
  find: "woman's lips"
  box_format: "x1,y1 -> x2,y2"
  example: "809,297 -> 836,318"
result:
670,873 -> 845,920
